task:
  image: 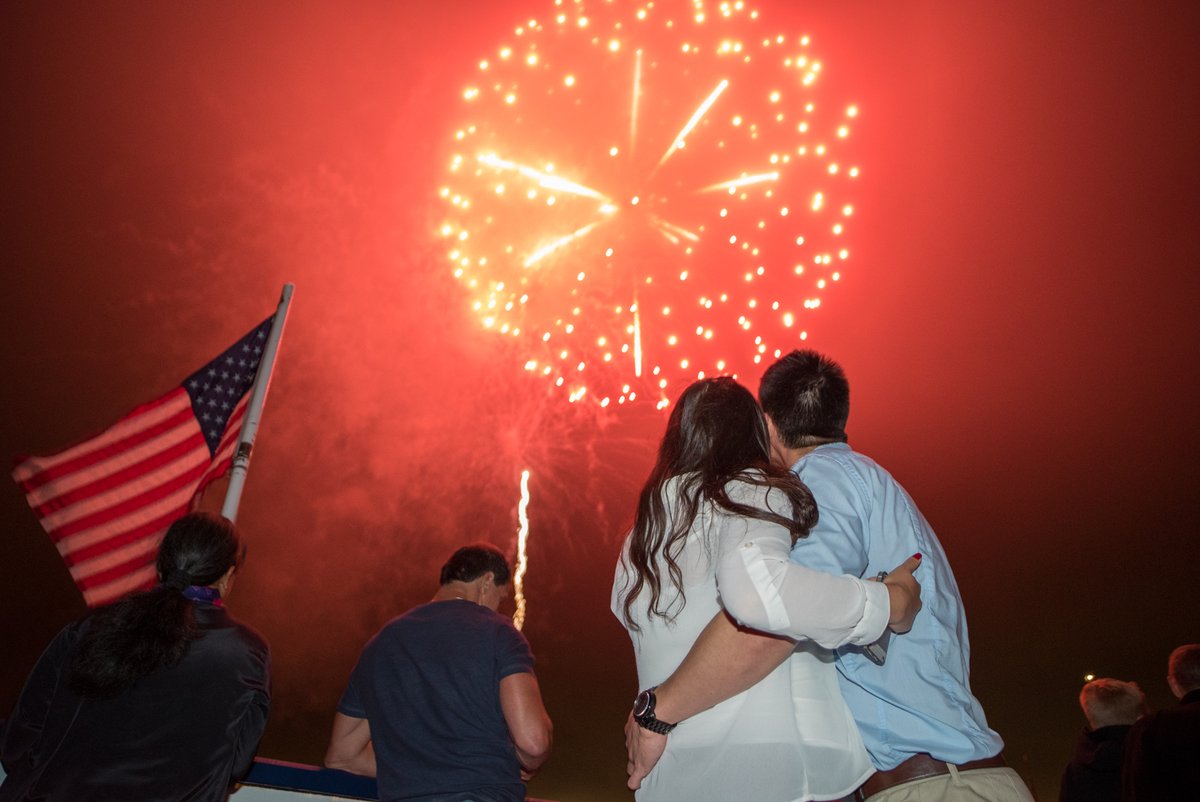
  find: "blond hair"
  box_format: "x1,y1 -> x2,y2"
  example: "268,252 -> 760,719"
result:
1079,678 -> 1146,729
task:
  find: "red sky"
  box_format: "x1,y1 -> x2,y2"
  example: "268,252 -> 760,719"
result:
2,2 -> 1198,798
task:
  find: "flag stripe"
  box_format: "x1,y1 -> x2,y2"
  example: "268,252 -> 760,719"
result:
82,564 -> 160,607
13,390 -> 193,486
38,439 -> 211,534
56,482 -> 204,560
60,508 -> 183,565
47,460 -> 210,542
71,530 -> 165,584
20,400 -> 199,507
31,430 -> 208,521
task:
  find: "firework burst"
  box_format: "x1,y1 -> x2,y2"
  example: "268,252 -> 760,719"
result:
440,0 -> 860,408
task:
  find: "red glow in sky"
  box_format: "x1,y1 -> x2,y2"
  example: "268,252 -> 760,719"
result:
2,2 -> 1198,799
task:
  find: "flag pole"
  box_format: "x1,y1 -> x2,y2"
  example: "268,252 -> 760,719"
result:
221,283 -> 294,523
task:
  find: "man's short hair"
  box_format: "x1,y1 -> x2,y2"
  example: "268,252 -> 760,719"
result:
1168,643 -> 1200,693
1079,678 -> 1146,729
439,543 -> 511,586
758,349 -> 851,447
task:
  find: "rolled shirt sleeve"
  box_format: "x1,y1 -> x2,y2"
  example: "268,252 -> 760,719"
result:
714,481 -> 889,648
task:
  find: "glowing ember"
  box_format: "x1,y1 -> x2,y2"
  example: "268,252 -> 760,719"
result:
440,0 -> 859,405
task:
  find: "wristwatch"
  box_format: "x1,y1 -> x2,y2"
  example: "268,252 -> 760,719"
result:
632,687 -> 677,735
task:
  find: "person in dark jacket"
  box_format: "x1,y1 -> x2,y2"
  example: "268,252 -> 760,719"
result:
0,512 -> 270,801
1122,643 -> 1200,802
1059,678 -> 1145,802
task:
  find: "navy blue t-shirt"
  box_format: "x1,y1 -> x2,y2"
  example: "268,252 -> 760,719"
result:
338,599 -> 535,802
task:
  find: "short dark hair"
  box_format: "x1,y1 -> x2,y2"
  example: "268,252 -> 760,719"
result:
440,543 -> 511,586
1169,643 -> 1200,692
758,349 -> 851,447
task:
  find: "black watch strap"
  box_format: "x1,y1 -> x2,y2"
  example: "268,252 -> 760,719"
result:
633,687 -> 677,735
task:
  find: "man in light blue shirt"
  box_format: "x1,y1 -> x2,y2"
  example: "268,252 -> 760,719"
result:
759,350 -> 1032,800
782,440 -> 1003,770
624,351 -> 1034,801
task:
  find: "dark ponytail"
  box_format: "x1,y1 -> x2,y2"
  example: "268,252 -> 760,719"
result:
69,512 -> 242,698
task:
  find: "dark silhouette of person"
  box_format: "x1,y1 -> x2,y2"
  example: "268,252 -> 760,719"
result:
0,512 -> 270,800
1059,678 -> 1145,802
1122,643 -> 1200,801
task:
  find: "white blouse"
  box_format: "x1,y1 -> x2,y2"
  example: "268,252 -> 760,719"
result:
612,473 -> 886,802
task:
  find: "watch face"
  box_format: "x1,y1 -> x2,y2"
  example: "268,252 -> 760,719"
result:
633,689 -> 653,717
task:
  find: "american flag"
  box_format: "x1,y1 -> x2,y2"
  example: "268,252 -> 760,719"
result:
12,316 -> 274,607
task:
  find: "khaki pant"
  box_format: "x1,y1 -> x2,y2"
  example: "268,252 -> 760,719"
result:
864,766 -> 1035,802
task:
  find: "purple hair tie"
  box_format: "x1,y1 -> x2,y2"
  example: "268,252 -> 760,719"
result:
181,585 -> 223,606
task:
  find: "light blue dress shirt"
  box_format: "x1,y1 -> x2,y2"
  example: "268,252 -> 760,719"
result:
789,443 -> 1004,770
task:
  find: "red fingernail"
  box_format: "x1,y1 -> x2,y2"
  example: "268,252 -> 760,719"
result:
912,553 -> 922,561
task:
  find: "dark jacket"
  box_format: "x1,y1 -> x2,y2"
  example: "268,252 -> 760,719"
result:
1059,724 -> 1130,802
1122,688 -> 1200,802
0,603 -> 270,801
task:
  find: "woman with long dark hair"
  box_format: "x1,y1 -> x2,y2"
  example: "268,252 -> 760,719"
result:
613,378 -> 920,801
1,512 -> 270,800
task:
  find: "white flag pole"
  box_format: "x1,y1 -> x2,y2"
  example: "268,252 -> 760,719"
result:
221,283 -> 294,523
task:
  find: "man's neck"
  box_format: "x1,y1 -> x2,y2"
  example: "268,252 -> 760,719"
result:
777,439 -> 842,469
433,580 -> 482,605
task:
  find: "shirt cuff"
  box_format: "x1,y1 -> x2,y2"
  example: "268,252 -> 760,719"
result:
848,578 -> 890,645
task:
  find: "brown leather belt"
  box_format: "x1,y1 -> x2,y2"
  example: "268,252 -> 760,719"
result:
853,753 -> 1007,800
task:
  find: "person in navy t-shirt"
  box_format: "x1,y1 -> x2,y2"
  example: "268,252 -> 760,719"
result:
325,543 -> 552,802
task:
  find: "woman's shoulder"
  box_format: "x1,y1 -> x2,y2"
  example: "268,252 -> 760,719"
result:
195,605 -> 270,659
661,471 -> 697,494
722,469 -> 788,503
31,617 -> 91,669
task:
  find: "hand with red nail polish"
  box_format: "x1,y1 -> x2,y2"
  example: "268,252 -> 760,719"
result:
883,554 -> 923,634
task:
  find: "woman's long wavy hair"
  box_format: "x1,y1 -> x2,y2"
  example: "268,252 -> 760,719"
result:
68,511 -> 243,698
620,377 -> 818,631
